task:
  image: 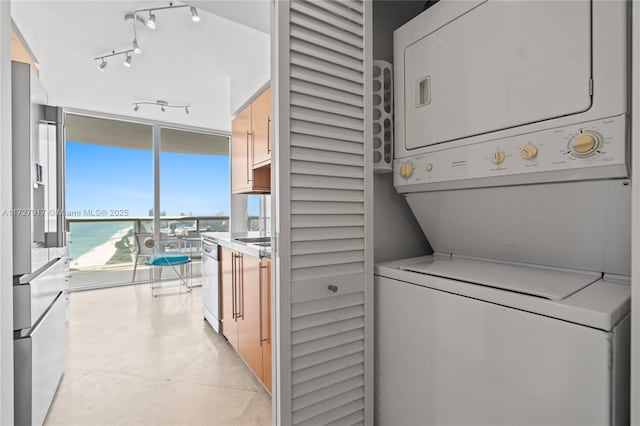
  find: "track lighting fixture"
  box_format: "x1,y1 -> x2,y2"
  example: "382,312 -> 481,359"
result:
190,7 -> 200,22
132,39 -> 141,55
132,100 -> 192,114
94,3 -> 201,71
147,12 -> 157,29
94,49 -> 134,71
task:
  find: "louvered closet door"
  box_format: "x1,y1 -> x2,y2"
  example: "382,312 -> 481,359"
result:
272,1 -> 373,425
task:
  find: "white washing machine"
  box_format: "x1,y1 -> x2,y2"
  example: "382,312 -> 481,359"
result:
375,256 -> 630,425
378,0 -> 632,424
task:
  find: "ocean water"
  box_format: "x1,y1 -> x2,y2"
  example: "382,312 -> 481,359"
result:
68,221 -> 134,260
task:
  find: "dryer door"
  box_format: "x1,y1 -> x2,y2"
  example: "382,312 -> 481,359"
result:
403,0 -> 592,150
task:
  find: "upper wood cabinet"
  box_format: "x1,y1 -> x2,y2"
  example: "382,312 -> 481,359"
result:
252,88 -> 272,168
231,87 -> 271,194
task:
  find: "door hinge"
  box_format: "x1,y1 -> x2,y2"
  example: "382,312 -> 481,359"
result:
589,78 -> 593,96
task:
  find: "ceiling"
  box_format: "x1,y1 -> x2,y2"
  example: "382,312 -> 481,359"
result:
10,1 -> 270,132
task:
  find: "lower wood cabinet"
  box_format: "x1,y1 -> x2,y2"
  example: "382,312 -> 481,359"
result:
220,247 -> 272,392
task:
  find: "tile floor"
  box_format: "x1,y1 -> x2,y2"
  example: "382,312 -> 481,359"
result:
45,284 -> 272,425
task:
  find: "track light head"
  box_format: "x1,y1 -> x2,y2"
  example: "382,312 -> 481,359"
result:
190,7 -> 200,22
133,39 -> 141,55
98,59 -> 108,71
147,12 -> 156,29
124,54 -> 132,67
185,106 -> 190,114
133,104 -> 139,112
161,105 -> 166,112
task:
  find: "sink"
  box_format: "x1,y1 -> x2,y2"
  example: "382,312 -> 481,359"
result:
249,242 -> 272,247
235,237 -> 271,243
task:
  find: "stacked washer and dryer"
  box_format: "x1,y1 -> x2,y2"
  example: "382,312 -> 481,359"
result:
376,1 -> 631,425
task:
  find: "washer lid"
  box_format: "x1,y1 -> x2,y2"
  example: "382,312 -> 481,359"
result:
401,256 -> 600,300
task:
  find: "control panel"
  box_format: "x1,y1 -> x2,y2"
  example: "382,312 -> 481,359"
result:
394,115 -> 627,190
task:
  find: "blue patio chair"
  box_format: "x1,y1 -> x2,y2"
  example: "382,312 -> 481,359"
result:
146,247 -> 193,297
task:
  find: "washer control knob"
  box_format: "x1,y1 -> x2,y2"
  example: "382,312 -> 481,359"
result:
520,143 -> 538,160
426,163 -> 433,172
492,150 -> 506,165
399,162 -> 414,179
570,132 -> 600,156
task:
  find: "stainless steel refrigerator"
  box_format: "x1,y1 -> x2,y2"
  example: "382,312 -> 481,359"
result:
12,61 -> 68,426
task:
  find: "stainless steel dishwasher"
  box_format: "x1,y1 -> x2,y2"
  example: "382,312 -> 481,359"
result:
202,238 -> 220,332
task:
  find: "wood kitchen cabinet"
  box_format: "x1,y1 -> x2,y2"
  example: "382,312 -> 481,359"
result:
238,254 -> 263,379
251,88 -> 272,168
230,87 -> 271,194
220,247 -> 272,391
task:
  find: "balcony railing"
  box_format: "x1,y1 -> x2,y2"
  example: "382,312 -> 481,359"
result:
65,215 -> 258,290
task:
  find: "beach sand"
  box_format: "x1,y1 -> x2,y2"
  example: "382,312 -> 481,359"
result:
71,227 -> 132,270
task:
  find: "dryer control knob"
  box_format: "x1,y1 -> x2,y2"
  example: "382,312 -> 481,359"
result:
570,132 -> 600,156
492,150 -> 506,165
399,162 -> 414,179
520,143 -> 538,160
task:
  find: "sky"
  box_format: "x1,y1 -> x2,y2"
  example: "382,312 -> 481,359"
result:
65,141 -> 258,217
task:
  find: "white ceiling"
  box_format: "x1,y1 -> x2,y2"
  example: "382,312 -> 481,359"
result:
10,1 -> 270,132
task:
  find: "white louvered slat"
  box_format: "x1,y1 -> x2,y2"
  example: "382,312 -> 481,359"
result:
291,147 -> 363,166
290,134 -> 363,155
291,188 -> 364,202
292,251 -> 365,269
292,319 -> 365,349
292,330 -> 365,358
291,93 -> 364,120
290,1 -> 363,37
291,175 -> 364,191
293,376 -> 365,412
277,0 -> 371,424
291,63 -> 363,94
291,214 -> 364,228
292,226 -> 364,241
292,353 -> 364,386
291,76 -> 363,107
291,263 -> 365,282
311,1 -> 363,24
294,396 -> 365,426
291,106 -> 364,131
292,118 -> 363,143
291,161 -> 363,178
290,25 -> 363,60
292,364 -> 365,398
290,12 -> 362,48
292,239 -> 365,255
291,201 -> 364,215
290,39 -> 363,73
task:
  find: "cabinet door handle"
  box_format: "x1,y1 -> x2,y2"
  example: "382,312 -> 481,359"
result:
246,131 -> 253,183
259,263 -> 269,344
267,116 -> 271,154
239,254 -> 244,320
231,253 -> 236,320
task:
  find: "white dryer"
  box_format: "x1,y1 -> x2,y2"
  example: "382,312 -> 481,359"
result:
378,0 -> 632,424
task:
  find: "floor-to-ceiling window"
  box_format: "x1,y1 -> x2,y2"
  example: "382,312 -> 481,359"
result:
65,114 -> 229,290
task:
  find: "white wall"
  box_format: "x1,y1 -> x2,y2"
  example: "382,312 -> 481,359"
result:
0,2 -> 14,423
373,1 -> 430,263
